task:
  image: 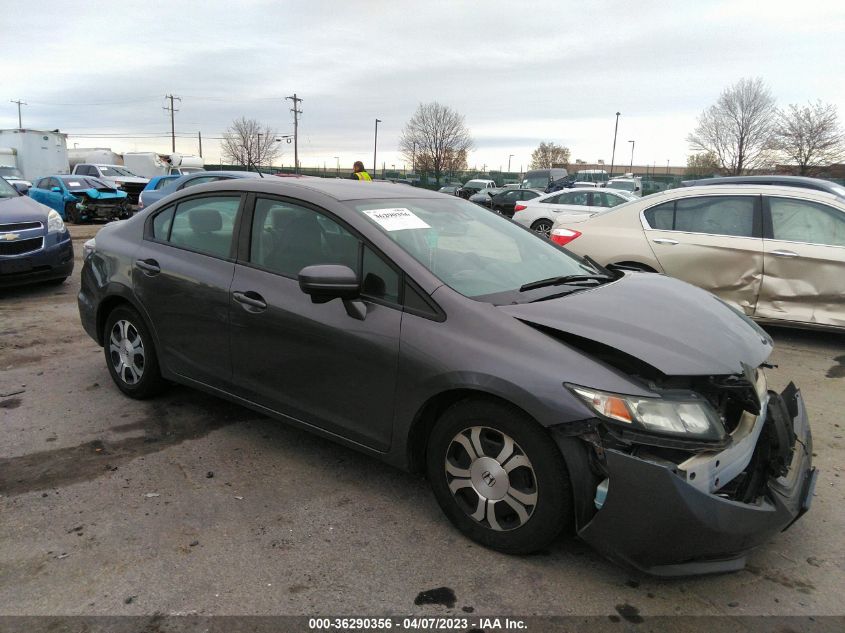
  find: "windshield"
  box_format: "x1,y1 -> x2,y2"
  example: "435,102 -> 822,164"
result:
351,197 -> 592,301
0,167 -> 24,179
607,180 -> 636,192
99,166 -> 139,177
61,177 -> 109,191
522,173 -> 550,189
0,177 -> 19,198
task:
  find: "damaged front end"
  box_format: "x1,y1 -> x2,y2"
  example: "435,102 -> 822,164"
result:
74,187 -> 130,222
553,364 -> 816,576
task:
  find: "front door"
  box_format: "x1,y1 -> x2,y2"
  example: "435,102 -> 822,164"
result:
133,193 -> 243,388
642,194 -> 764,315
229,196 -> 402,451
755,195 -> 845,326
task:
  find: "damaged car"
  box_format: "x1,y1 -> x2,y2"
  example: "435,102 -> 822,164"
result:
28,175 -> 130,223
78,179 -> 815,575
549,184 -> 845,330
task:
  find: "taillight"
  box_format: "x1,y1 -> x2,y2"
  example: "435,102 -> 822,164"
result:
550,228 -> 582,245
514,203 -> 527,212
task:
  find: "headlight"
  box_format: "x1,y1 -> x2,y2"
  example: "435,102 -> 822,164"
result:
568,385 -> 725,441
47,209 -> 65,233
83,238 -> 96,259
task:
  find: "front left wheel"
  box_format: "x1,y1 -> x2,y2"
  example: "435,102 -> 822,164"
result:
426,399 -> 573,554
103,305 -> 165,399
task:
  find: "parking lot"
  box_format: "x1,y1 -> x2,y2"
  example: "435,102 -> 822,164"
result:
1,223 -> 844,619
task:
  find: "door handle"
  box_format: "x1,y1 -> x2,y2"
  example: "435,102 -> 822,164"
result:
134,258 -> 161,275
233,291 -> 267,311
771,249 -> 799,258
652,238 -> 679,245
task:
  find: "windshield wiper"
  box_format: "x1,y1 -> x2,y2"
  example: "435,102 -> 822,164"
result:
519,274 -> 612,292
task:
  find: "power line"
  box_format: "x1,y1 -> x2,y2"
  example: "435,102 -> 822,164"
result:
286,93 -> 302,174
10,99 -> 26,128
163,94 -> 181,153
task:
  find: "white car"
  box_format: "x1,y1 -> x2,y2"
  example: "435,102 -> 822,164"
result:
512,187 -> 637,236
605,177 -> 642,197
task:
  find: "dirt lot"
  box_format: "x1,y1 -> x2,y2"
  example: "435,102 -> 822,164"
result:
1,224 -> 844,619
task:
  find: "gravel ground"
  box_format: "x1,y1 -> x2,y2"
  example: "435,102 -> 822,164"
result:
0,224 -> 843,619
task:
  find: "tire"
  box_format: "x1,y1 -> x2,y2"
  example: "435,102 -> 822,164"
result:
103,305 -> 165,399
64,202 -> 78,224
530,219 -> 553,237
426,399 -> 573,554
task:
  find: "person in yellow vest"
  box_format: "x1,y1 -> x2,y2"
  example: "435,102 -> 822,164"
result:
350,161 -> 372,181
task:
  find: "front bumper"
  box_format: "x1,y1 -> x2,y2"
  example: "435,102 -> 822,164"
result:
576,385 -> 815,576
0,233 -> 74,287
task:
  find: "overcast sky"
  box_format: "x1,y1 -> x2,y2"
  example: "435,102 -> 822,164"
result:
2,0 -> 844,173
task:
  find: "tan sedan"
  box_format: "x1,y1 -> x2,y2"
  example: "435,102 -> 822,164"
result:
550,184 -> 845,330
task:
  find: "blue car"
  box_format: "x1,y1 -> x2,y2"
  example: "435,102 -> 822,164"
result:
137,170 -> 264,210
28,175 -> 129,223
0,176 -> 73,287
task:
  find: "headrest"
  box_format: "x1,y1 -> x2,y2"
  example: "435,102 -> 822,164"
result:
189,208 -> 222,233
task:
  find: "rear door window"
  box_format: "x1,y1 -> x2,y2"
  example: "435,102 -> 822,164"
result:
166,196 -> 241,258
769,197 -> 845,247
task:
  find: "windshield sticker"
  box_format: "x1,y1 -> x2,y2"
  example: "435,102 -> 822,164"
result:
362,208 -> 430,231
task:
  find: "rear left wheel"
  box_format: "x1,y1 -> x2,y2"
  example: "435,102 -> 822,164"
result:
426,399 -> 573,554
64,202 -> 79,224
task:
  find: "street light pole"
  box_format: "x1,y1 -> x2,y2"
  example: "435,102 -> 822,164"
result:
508,154 -> 514,172
374,119 -> 382,176
628,140 -> 635,173
257,133 -> 262,172
609,112 -> 620,177
666,159 -> 670,175
334,156 -> 339,176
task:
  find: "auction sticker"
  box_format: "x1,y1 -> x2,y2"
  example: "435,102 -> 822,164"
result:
362,208 -> 430,231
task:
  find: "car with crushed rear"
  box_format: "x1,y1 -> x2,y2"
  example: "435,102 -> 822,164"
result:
77,178 -> 816,576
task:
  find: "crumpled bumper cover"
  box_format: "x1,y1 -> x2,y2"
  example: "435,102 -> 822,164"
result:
577,385 -> 816,577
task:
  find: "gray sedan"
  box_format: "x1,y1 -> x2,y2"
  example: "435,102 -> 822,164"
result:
77,178 -> 814,575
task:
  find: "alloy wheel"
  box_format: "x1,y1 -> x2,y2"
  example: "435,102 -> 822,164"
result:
532,220 -> 552,237
445,426 -> 538,531
108,319 -> 145,385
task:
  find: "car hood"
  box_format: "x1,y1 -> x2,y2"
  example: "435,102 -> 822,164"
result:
0,195 -> 51,223
499,272 -> 773,376
79,187 -> 128,200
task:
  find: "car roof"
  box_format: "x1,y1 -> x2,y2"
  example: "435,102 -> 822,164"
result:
640,184 -> 845,206
178,176 -> 445,202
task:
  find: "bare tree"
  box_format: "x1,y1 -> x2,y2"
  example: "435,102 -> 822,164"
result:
221,117 -> 282,169
530,142 -> 571,169
399,102 -> 473,183
686,151 -> 722,176
687,77 -> 776,175
773,101 -> 845,176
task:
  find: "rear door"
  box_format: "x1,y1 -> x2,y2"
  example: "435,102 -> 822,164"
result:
755,195 -> 845,326
133,193 -> 244,388
642,194 -> 763,315
228,195 -> 402,451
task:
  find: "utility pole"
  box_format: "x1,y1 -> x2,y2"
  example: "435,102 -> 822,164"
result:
163,94 -> 181,152
508,154 -> 514,172
286,93 -> 302,174
334,156 -> 339,176
10,99 -> 26,128
609,112 -> 620,177
198,131 -> 203,158
374,119 -> 382,175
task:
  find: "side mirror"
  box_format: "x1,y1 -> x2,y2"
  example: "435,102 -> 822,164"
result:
13,182 -> 30,195
298,264 -> 366,320
51,186 -> 62,193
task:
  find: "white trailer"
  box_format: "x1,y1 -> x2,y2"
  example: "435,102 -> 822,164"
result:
68,148 -> 123,169
0,129 -> 70,181
122,152 -> 205,178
